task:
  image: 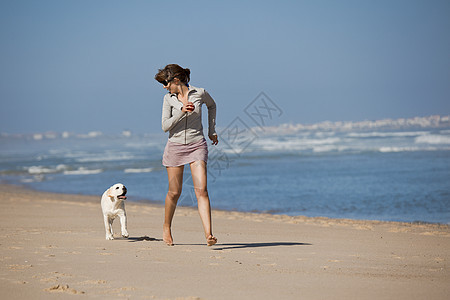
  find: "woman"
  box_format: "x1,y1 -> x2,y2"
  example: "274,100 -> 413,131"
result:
155,64 -> 218,246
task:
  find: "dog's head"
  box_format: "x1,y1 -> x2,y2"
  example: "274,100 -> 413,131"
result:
107,183 -> 127,201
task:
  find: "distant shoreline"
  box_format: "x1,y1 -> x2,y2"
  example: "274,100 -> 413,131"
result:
1,114 -> 449,139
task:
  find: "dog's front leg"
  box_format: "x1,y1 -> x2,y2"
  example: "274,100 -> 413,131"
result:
118,211 -> 129,238
104,215 -> 114,240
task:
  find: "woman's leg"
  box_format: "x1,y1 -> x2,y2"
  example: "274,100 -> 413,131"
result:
163,165 -> 184,246
189,161 -> 217,246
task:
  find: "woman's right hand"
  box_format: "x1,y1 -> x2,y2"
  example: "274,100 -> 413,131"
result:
182,102 -> 195,113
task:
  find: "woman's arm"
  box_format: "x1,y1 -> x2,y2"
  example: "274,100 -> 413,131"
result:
203,90 -> 218,143
161,95 -> 186,132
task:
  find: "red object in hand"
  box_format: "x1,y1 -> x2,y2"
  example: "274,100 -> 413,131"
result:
186,102 -> 195,112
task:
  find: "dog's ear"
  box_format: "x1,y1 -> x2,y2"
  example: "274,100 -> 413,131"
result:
106,188 -> 114,199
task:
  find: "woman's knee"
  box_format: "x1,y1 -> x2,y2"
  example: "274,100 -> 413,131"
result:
167,188 -> 182,200
194,187 -> 209,199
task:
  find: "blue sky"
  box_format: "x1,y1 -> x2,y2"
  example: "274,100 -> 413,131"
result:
1,0 -> 449,134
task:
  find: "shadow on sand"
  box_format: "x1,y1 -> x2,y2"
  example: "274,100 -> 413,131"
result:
212,242 -> 312,251
127,236 -> 162,242
126,237 -> 311,250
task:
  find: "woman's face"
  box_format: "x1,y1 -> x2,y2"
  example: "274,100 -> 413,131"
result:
163,81 -> 171,92
163,80 -> 172,91
163,78 -> 178,93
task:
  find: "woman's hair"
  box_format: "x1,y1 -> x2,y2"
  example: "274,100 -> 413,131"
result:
155,64 -> 190,85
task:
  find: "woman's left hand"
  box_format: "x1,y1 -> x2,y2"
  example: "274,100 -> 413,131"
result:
209,135 -> 219,145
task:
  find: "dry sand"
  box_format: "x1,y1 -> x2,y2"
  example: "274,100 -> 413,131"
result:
0,183 -> 449,299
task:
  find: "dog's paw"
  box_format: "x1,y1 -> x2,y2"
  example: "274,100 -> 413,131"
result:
106,235 -> 114,240
122,231 -> 129,238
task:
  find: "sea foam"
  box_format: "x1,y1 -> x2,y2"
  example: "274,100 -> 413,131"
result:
415,134 -> 450,145
124,168 -> 154,173
63,168 -> 103,175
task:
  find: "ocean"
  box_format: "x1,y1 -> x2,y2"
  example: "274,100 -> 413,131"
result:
1,116 -> 449,224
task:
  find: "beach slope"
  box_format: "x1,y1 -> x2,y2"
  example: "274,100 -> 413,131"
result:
0,184 -> 449,299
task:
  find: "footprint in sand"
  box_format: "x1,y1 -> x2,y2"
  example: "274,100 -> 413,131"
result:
44,284 -> 85,295
78,280 -> 107,285
8,264 -> 33,270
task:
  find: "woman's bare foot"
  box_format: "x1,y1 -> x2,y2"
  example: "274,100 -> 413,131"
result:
163,224 -> 174,246
207,235 -> 217,246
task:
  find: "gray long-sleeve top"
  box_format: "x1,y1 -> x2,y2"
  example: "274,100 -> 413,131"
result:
161,85 -> 217,144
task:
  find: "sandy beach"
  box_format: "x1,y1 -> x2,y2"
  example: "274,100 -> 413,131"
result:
0,183 -> 449,299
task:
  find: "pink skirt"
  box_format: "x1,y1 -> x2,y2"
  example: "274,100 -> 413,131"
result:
162,138 -> 208,167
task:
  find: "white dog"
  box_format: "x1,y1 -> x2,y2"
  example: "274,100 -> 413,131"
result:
101,183 -> 129,240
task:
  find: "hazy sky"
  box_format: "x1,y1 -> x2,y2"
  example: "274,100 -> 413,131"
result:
1,0 -> 449,134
